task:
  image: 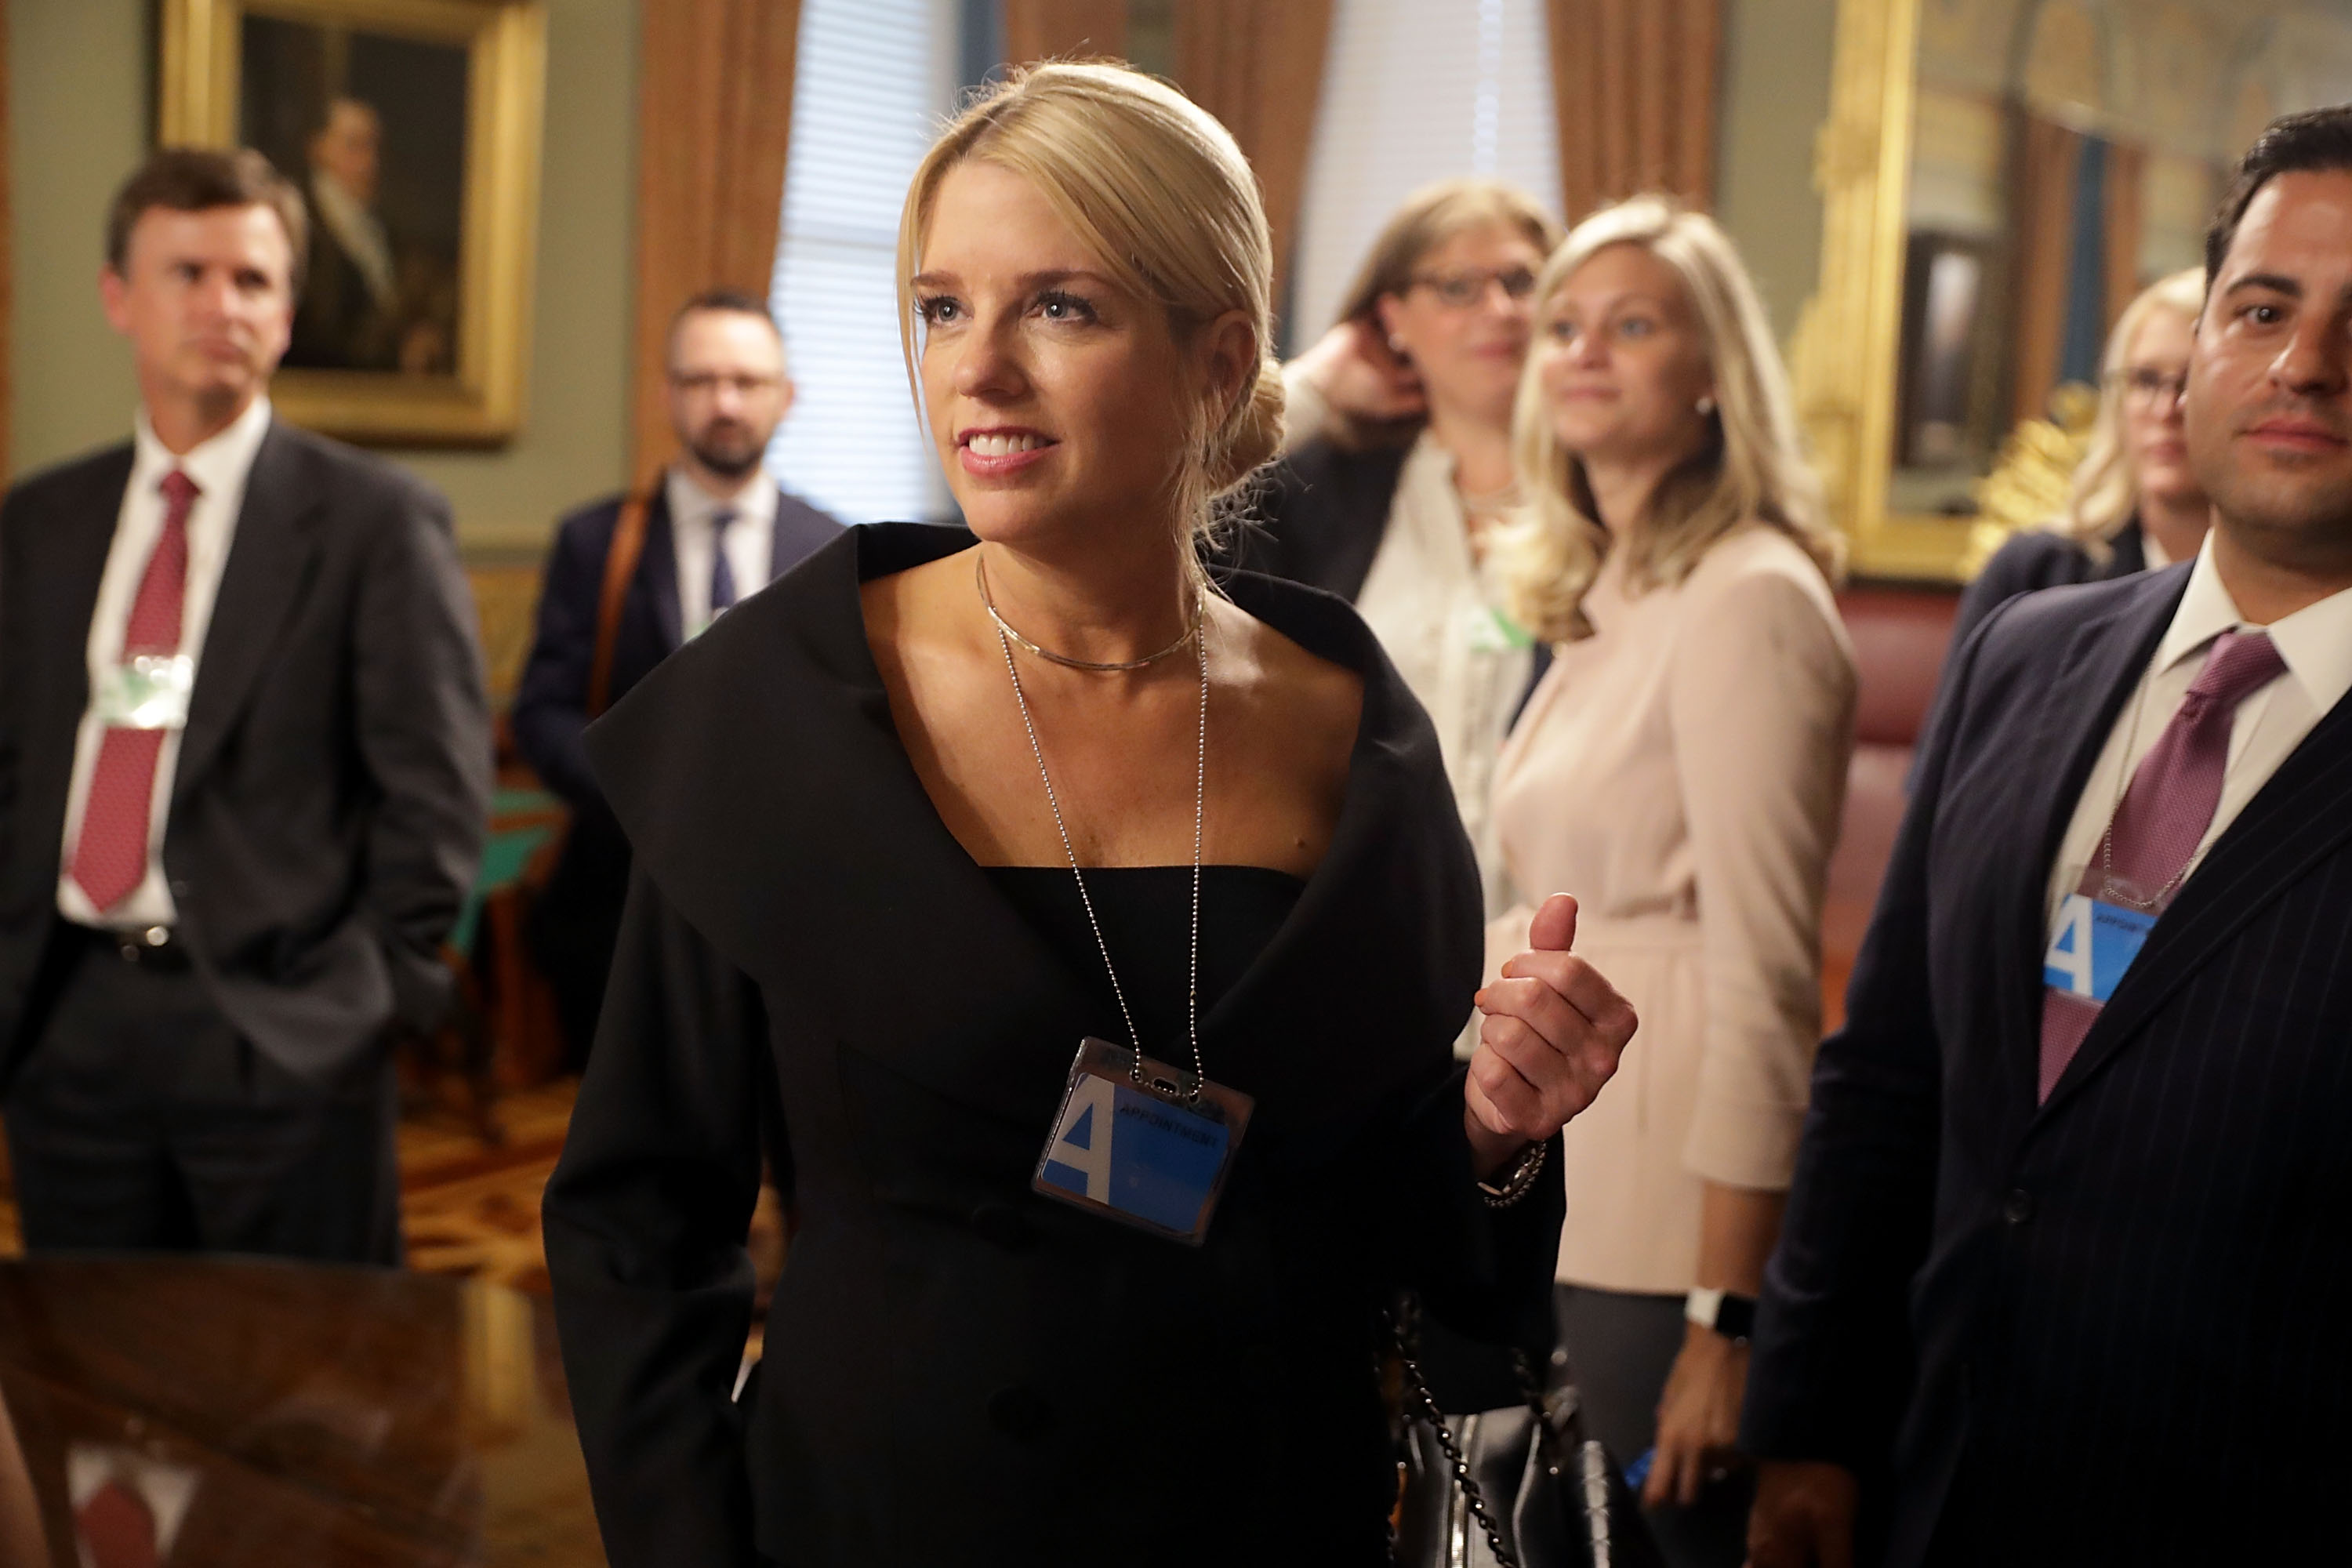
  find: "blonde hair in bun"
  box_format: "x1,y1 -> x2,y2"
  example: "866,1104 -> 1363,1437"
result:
897,60 -> 1283,562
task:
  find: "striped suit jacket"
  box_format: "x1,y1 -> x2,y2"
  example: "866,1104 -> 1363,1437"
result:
1743,563 -> 2352,1566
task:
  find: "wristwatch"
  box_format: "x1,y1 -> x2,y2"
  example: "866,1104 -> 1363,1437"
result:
1684,1287 -> 1758,1345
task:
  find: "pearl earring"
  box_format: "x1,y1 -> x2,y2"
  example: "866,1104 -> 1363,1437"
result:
1388,335 -> 1407,355
1696,395 -> 1716,417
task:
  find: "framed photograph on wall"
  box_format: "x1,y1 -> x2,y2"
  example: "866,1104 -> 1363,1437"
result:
159,0 -> 546,445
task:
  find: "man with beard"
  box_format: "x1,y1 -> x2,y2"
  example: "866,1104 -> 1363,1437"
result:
1743,105 -> 2352,1566
514,290 -> 838,1067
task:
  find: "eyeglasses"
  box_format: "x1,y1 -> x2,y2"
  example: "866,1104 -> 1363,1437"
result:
2113,366 -> 2188,411
1407,267 -> 1540,309
670,372 -> 781,397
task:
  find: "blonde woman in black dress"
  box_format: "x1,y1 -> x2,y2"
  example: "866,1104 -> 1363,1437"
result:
545,63 -> 1638,1566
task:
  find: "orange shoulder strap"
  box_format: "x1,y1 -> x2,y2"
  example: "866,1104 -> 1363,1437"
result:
587,488 -> 655,719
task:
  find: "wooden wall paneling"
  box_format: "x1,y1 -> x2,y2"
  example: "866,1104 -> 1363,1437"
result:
630,0 -> 804,483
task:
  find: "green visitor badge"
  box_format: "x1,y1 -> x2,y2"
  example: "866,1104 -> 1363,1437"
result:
93,654 -> 194,731
1033,1037 -> 1253,1246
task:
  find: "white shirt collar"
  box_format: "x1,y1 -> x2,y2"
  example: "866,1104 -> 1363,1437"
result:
131,396 -> 274,506
2154,531 -> 2352,717
666,465 -> 777,535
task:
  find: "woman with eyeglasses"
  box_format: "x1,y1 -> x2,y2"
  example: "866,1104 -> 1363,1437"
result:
1237,181 -> 1564,916
1945,268 -> 2209,660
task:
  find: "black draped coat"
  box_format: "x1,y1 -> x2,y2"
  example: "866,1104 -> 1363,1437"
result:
543,523 -> 1563,1567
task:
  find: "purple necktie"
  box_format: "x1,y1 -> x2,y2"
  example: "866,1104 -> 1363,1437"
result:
709,509 -> 739,617
2038,630 -> 2288,1100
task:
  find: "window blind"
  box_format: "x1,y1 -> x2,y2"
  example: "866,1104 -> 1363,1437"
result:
1291,0 -> 1563,351
767,0 -> 958,523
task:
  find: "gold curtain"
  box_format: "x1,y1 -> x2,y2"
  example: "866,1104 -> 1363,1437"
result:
630,0 -> 804,481
1175,0 -> 1336,296
1545,0 -> 1721,220
2009,110 -> 2080,427
2103,139 -> 2147,329
1002,0 -> 1128,64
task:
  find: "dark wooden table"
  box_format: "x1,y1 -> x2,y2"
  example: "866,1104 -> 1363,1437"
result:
0,1257 -> 604,1566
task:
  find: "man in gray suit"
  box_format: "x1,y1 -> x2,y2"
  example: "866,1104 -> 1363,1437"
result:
0,148 -> 490,1262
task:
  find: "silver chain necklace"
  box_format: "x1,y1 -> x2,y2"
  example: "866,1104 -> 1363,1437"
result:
977,553 -> 1203,672
985,564 -> 1210,1100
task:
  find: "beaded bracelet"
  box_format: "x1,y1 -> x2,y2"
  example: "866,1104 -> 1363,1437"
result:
1475,1138 -> 1549,1209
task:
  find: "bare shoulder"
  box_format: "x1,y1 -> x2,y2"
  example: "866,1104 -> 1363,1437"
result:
858,549 -> 967,670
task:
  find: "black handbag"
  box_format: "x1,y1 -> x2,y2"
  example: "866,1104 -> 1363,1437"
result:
1388,1315 -> 1664,1568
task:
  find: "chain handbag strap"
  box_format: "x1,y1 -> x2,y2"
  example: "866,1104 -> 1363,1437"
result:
1386,1311 -> 1523,1568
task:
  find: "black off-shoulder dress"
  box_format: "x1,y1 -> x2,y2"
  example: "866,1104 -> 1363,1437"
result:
543,523 -> 1563,1567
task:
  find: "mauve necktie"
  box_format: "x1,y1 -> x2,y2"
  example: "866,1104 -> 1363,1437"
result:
709,508 -> 739,619
75,1478 -> 159,1568
2038,629 -> 2288,1099
69,469 -> 199,916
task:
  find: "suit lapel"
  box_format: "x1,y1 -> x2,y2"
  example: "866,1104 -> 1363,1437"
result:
34,451 -> 133,674
593,524 -> 1091,1127
2040,688 -> 2352,1117
767,488 -> 792,585
1990,577 -> 2183,1092
641,491 -> 684,652
176,425 -> 324,801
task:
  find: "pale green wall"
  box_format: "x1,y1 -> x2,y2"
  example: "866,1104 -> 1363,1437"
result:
1715,0 -> 1841,343
7,0 -> 638,559
9,0 -> 149,474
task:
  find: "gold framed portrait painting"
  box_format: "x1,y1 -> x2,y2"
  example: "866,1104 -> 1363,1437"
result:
160,0 -> 546,445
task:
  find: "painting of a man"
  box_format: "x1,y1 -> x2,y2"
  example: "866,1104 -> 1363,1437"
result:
245,18 -> 465,376
289,97 -> 453,372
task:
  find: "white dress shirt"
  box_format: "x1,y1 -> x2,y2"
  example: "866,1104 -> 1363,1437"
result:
2045,535 -> 2352,935
666,466 -> 776,640
1351,434 -> 1533,917
57,397 -> 274,931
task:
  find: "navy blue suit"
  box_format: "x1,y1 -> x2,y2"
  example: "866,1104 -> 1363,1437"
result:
1743,564 -> 2352,1565
513,483 -> 838,1062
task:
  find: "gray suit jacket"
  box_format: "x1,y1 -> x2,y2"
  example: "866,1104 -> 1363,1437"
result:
0,419 -> 492,1087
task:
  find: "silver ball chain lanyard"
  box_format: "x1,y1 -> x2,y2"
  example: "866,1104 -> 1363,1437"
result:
978,554 -> 1256,1247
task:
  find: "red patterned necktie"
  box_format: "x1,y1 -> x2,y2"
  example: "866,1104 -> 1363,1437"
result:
75,1477 -> 161,1568
68,469 -> 200,916
2038,630 -> 2288,1099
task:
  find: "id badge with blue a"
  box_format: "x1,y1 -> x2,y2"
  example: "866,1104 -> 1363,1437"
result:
1033,1037 -> 1254,1246
2043,874 -> 2161,1005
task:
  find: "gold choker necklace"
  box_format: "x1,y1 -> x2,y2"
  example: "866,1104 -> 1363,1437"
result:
974,554 -> 1202,673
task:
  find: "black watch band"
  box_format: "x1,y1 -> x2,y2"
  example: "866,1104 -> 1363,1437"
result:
1685,1287 -> 1758,1344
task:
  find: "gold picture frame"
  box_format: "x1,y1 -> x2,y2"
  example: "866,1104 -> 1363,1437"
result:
159,0 -> 546,446
1787,0 -> 1972,581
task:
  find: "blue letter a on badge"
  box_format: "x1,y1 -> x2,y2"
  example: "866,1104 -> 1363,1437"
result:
1040,1073 -> 1116,1202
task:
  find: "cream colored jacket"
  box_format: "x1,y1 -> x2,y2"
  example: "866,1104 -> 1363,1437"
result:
1486,524 -> 1857,1294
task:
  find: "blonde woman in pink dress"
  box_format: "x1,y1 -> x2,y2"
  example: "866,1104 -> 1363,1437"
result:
1483,197 -> 1857,1566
